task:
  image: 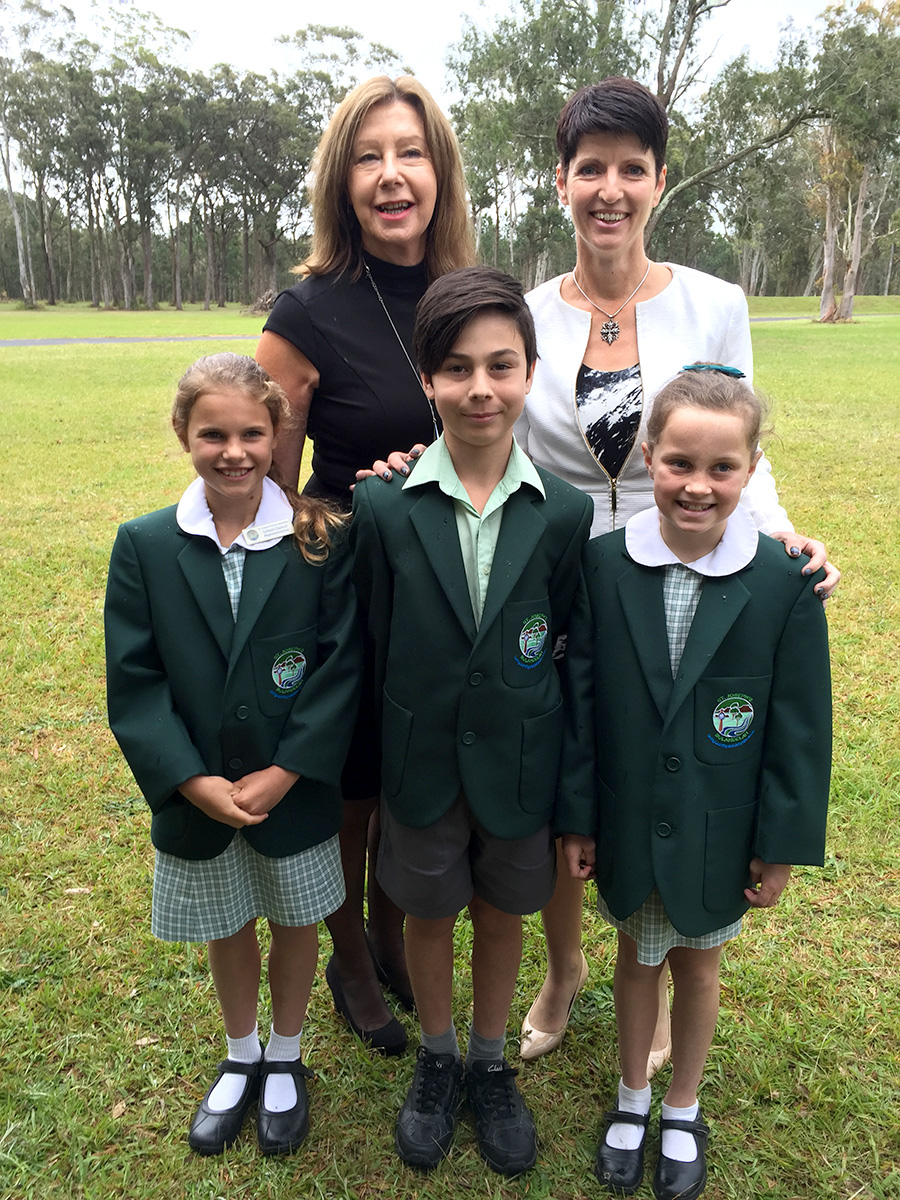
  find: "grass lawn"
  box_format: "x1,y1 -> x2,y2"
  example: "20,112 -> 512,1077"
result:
0,317 -> 897,1199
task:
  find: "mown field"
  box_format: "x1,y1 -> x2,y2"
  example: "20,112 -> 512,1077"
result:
0,307 -> 897,1199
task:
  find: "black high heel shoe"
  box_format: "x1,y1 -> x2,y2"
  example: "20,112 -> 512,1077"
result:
325,955 -> 407,1056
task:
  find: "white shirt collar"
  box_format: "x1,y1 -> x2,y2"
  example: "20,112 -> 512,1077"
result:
176,475 -> 295,554
625,503 -> 759,576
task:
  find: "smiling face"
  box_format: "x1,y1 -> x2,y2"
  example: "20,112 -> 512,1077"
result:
181,389 -> 276,521
423,311 -> 534,460
557,131 -> 666,266
643,406 -> 761,562
346,100 -> 438,266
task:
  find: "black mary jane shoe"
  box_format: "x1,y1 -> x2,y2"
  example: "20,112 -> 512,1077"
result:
257,1058 -> 315,1156
366,929 -> 416,1011
188,1058 -> 261,1155
594,1108 -> 650,1195
652,1109 -> 710,1200
325,955 -> 407,1056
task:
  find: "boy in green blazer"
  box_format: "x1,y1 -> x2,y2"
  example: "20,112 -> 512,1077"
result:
351,268 -> 592,1175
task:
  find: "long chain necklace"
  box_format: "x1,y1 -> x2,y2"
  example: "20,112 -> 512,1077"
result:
366,264 -> 440,442
571,260 -> 652,345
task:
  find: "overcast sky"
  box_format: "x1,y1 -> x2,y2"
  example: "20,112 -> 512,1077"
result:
64,0 -> 830,107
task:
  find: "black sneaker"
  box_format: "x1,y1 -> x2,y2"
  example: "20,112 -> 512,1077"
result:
465,1058 -> 537,1175
395,1047 -> 463,1170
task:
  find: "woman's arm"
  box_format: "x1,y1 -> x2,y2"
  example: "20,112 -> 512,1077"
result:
255,330 -> 319,491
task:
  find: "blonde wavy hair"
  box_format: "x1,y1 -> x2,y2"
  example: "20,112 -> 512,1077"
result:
172,353 -> 347,563
301,75 -> 474,282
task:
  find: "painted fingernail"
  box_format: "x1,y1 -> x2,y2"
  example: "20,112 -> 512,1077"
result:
803,566 -> 812,575
816,587 -> 826,598
400,464 -> 409,476
382,470 -> 391,480
789,546 -> 801,557
410,447 -> 422,458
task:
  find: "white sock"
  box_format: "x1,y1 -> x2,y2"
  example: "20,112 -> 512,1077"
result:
605,1079 -> 651,1151
661,1100 -> 700,1162
207,1025 -> 262,1112
262,1025 -> 301,1112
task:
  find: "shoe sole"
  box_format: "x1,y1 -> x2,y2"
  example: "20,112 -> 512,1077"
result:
394,1129 -> 451,1171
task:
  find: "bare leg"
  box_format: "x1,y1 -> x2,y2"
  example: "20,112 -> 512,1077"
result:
404,913 -> 456,1035
268,921 -> 319,1038
614,932 -> 666,1090
663,945 -> 722,1108
324,795 -> 395,1030
526,840 -> 585,1032
207,919 -> 261,1038
365,803 -> 411,997
470,895 -> 523,1040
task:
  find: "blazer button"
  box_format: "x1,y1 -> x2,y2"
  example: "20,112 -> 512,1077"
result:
656,822 -> 672,837
469,672 -> 484,686
235,705 -> 250,720
228,757 -> 243,770
461,731 -> 476,745
664,756 -> 681,772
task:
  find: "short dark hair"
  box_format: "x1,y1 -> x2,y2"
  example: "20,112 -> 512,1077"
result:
413,266 -> 537,377
556,77 -> 668,177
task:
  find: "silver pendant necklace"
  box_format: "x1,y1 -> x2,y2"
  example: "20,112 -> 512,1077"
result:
366,264 -> 439,442
571,261 -> 652,345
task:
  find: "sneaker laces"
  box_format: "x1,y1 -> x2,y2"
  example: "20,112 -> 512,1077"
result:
472,1062 -> 520,1120
413,1049 -> 459,1113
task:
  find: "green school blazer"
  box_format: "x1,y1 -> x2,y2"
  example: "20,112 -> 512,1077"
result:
351,467 -> 593,839
557,530 -> 831,937
104,508 -> 362,860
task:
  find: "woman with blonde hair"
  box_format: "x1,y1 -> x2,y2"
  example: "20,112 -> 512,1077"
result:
256,75 -> 474,1055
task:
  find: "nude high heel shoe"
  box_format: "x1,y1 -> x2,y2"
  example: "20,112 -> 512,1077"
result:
519,950 -> 589,1060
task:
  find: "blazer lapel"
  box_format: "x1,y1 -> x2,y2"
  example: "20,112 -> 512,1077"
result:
664,573 -> 750,725
409,490 -> 478,640
617,561 -> 672,720
477,489 -> 547,641
177,537 -> 233,660
230,545 -> 287,669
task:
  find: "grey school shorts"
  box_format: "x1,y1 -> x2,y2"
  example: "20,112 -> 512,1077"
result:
376,793 -> 556,920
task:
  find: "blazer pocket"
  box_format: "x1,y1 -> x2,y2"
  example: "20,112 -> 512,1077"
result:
703,802 -> 756,912
251,626 -> 318,717
518,698 -> 564,814
502,598 -> 553,688
694,675 -> 772,766
381,688 -> 413,798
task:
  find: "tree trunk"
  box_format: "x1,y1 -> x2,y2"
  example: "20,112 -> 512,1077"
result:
242,201 -> 250,307
173,204 -> 183,311
803,244 -> 823,297
885,242 -> 894,296
35,180 -> 57,305
837,164 -> 870,321
0,127 -> 35,306
141,217 -> 154,309
820,177 -> 838,322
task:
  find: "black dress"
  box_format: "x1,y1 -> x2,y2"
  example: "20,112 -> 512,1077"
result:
264,251 -> 437,509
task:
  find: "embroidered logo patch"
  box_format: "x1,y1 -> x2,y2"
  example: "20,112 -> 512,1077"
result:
270,648 -> 306,698
515,613 -> 549,670
709,693 -> 755,748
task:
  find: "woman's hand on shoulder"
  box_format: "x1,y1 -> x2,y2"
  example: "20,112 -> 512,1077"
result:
769,530 -> 840,602
178,774 -> 268,829
354,444 -> 427,486
744,859 -> 791,908
231,765 -> 300,816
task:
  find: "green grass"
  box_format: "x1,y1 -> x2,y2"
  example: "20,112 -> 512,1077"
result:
0,300 -> 265,340
1,316 -> 898,1199
747,294 -> 900,318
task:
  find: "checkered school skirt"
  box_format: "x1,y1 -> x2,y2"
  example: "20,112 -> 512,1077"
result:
597,887 -> 742,966
151,832 -> 344,943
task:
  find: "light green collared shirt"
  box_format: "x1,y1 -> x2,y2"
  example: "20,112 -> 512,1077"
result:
403,435 -> 545,627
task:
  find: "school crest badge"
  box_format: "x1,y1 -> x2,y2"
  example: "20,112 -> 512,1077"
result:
515,613 -> 549,670
270,647 -> 306,698
709,693 -> 755,747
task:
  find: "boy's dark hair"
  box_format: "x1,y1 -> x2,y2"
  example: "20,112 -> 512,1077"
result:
556,77 -> 668,177
413,266 -> 538,377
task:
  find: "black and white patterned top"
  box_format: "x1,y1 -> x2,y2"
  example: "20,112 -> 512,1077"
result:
575,362 -> 642,482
